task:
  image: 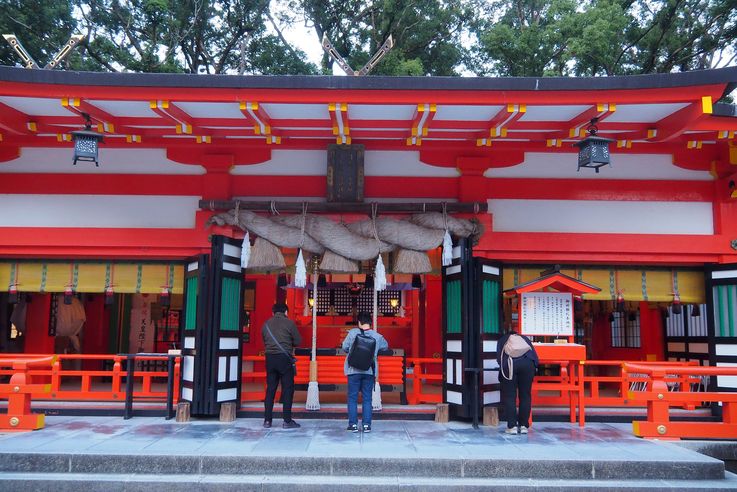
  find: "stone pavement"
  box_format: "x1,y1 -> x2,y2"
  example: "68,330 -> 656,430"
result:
0,415 -> 712,458
0,416 -> 736,490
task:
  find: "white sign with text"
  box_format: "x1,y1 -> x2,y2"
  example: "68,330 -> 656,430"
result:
519,292 -> 574,336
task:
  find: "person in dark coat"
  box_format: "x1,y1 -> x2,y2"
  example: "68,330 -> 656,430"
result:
496,329 -> 539,435
261,303 -> 302,429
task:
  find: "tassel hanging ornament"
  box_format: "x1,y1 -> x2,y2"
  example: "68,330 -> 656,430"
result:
240,231 -> 251,269
294,249 -> 307,288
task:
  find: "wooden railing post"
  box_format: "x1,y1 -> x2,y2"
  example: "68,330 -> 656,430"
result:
50,358 -> 61,399
112,356 -> 122,398
646,369 -> 670,425
0,356 -> 56,431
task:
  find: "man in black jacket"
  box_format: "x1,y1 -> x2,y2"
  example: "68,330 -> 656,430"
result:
262,303 -> 302,429
496,330 -> 539,435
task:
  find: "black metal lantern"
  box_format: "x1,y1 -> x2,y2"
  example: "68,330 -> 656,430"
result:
71,113 -> 104,166
574,118 -> 614,173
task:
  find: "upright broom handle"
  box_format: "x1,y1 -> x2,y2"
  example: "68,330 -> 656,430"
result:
373,285 -> 378,332
309,264 -> 318,381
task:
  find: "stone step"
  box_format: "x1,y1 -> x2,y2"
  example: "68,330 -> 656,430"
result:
0,453 -> 724,481
0,471 -> 736,491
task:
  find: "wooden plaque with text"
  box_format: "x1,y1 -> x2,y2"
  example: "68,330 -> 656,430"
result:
327,144 -> 364,202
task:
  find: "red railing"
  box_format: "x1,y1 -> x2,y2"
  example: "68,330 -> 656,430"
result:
0,355 -> 56,430
623,362 -> 737,439
405,357 -> 443,404
0,353 -> 180,403
240,354 -> 406,403
532,360 -> 702,407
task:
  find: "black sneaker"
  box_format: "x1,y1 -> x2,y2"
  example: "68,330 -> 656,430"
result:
263,420 -> 272,428
282,420 -> 301,429
347,424 -> 359,432
362,424 -> 371,433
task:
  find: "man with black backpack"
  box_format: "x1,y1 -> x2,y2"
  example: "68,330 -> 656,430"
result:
341,311 -> 388,433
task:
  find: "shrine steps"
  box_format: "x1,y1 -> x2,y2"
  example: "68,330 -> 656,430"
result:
0,452 -> 735,491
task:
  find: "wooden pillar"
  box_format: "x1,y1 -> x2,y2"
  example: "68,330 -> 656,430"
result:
24,294 -> 54,354
411,289 -> 420,358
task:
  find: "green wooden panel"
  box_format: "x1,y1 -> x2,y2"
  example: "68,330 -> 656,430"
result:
446,279 -> 461,334
220,277 -> 241,331
714,285 -> 737,337
482,279 -> 500,334
184,276 -> 198,331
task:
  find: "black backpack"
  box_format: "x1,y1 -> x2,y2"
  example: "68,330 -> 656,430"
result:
347,330 -> 377,371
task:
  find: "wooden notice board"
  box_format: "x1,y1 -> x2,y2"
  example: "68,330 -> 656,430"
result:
519,292 -> 574,337
327,144 -> 364,202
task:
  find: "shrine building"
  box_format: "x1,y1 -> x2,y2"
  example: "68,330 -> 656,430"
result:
1,65 -> 737,424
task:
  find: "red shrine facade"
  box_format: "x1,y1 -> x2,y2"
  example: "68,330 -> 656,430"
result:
1,65 -> 736,418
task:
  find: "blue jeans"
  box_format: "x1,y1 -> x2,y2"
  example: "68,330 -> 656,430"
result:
347,373 -> 375,426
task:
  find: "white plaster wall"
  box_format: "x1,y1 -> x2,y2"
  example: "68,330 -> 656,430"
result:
488,199 -> 713,234
0,194 -> 199,228
231,149 -> 459,177
0,148 -> 205,174
485,152 -> 714,181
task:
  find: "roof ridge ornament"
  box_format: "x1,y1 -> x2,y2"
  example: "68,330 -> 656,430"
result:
3,33 -> 84,70
321,34 -> 394,76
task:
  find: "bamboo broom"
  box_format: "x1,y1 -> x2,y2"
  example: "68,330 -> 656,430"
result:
372,284 -> 382,411
305,261 -> 320,410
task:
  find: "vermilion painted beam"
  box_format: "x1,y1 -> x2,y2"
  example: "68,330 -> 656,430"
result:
0,101 -> 32,135
474,250 -> 727,265
480,104 -> 527,140
691,116 -> 737,132
0,81 -> 726,105
486,178 -> 715,202
1,225 -> 733,264
652,102 -> 709,142
239,101 -> 275,139
478,231 -> 732,257
0,174 -> 204,195
0,226 -> 211,259
1,134 -> 716,154
410,104 -> 436,139
0,173 -> 713,203
546,103 -> 616,140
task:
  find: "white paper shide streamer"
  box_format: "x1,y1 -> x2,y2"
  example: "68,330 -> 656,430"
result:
441,230 -> 453,266
374,255 -> 387,291
294,249 -> 307,288
240,231 -> 251,269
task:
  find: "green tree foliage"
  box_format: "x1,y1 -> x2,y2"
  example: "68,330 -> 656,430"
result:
297,0 -> 478,75
473,0 -> 737,76
0,0 -> 317,74
0,0 -> 733,76
75,0 -> 317,74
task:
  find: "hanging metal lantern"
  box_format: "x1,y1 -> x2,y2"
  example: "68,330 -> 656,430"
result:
574,118 -> 614,173
71,113 -> 104,166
